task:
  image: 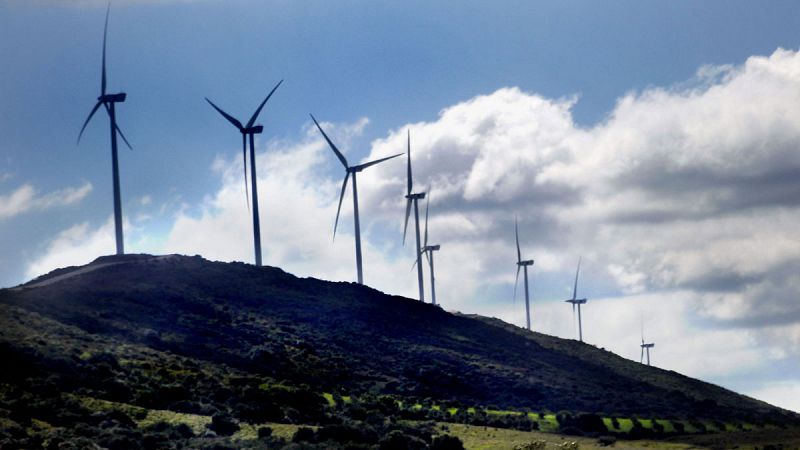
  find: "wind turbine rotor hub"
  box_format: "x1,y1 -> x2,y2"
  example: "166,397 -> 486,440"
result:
243,125 -> 264,134
98,93 -> 126,103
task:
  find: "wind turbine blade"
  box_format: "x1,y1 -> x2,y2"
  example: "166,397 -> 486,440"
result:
406,130 -> 413,195
310,114 -> 348,169
102,103 -> 133,149
333,173 -> 349,241
402,199 -> 412,245
513,265 -> 521,303
114,122 -> 133,150
205,98 -> 243,130
354,152 -> 403,171
101,2 -> 110,96
515,217 -> 522,263
77,101 -> 103,144
246,79 -> 283,128
573,257 -> 581,300
423,194 -> 430,248
242,134 -> 250,213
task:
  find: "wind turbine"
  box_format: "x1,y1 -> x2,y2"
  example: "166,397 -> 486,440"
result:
565,258 -> 588,342
514,218 -> 535,330
205,80 -> 283,266
310,114 -> 402,285
640,321 -> 655,366
416,194 -> 441,305
403,131 -> 426,302
77,3 -> 132,256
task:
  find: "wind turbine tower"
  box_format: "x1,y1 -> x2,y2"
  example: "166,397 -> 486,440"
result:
403,131 -> 426,302
419,194 -> 441,305
514,218 -> 535,330
205,80 -> 282,266
565,258 -> 588,342
310,114 -> 402,284
77,4 -> 132,256
640,325 -> 655,366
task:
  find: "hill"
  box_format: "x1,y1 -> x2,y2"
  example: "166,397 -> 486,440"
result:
0,254 -> 797,449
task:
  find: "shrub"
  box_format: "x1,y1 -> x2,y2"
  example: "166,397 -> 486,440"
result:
292,427 -> 316,443
430,434 -> 465,450
257,427 -> 273,439
208,414 -> 239,436
379,430 -> 427,450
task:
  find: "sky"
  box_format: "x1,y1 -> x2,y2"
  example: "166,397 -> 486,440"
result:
2,0 -> 800,412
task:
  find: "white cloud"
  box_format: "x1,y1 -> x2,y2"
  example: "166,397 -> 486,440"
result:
746,381 -> 800,414
25,218 -> 115,279
0,182 -> 92,220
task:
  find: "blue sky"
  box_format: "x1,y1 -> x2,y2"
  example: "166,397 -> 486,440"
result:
2,0 -> 800,412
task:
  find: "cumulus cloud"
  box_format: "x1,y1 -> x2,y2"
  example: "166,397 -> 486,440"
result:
0,182 -> 92,220
25,218 -> 116,279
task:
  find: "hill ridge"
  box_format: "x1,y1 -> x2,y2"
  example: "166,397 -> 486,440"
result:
1,253 -> 798,448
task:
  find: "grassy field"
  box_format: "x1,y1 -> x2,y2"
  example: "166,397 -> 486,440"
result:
436,423 -> 696,450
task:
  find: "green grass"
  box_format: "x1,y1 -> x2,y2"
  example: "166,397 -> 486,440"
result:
538,413 -> 559,433
616,418 -> 635,433
322,392 -> 335,407
657,419 -> 676,433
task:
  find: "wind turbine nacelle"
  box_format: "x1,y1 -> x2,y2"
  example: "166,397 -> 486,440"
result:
406,192 -> 426,200
426,245 -> 440,251
244,125 -> 264,134
98,93 -> 126,103
517,259 -> 534,266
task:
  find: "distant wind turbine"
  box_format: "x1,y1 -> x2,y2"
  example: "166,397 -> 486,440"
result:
514,218 -> 535,331
414,193 -> 441,305
310,114 -> 402,285
77,3 -> 132,256
565,258 -> 588,342
205,80 -> 283,266
403,131 -> 426,302
640,321 -> 655,366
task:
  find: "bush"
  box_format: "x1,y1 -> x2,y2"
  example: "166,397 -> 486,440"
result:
379,430 -> 427,450
316,423 -> 378,445
430,434 -> 465,450
257,426 -> 273,439
292,427 -> 316,443
208,414 -> 239,436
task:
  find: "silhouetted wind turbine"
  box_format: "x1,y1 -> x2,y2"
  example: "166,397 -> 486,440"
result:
514,218 -> 535,331
77,3 -> 132,256
403,131 -> 426,302
640,321 -> 655,366
415,194 -> 441,305
310,114 -> 402,285
565,258 -> 588,342
205,80 -> 283,266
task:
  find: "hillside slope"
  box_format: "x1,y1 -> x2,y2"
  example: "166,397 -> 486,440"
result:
2,254 -> 793,422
